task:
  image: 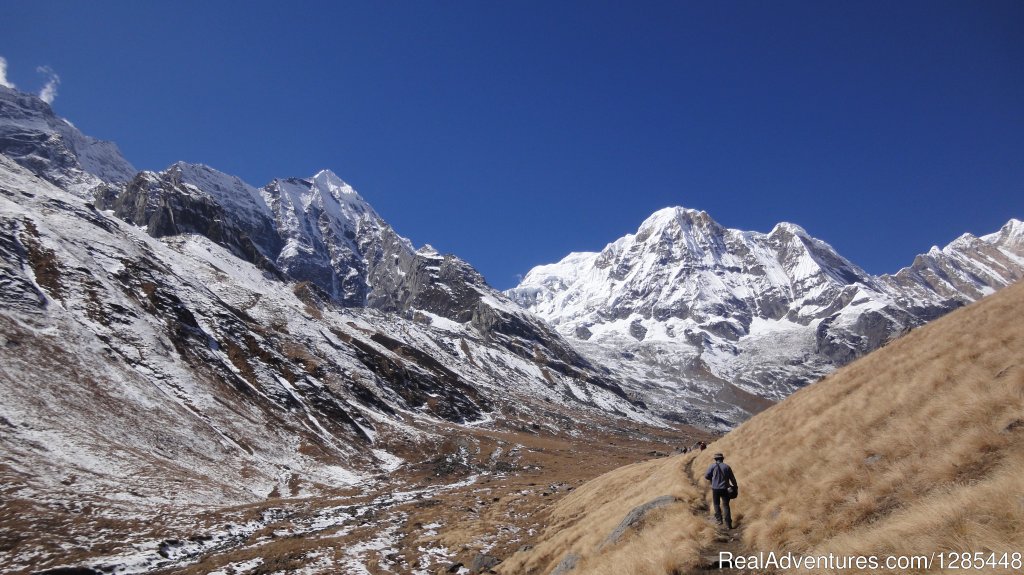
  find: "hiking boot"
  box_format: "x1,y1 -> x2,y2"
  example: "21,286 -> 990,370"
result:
715,519 -> 723,525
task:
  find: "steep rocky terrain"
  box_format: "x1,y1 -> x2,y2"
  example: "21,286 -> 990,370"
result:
91,158 -> 617,401
508,207 -> 1024,428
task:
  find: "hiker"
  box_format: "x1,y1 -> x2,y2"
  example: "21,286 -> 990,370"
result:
704,452 -> 738,529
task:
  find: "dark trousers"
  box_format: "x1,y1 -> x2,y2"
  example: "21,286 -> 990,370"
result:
712,488 -> 732,527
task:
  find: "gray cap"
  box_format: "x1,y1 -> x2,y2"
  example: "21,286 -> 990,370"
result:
713,453 -> 724,460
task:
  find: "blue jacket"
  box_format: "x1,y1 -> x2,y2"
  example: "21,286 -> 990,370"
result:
705,461 -> 737,490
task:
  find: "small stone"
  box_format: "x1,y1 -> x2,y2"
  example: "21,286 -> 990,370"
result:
468,554 -> 500,573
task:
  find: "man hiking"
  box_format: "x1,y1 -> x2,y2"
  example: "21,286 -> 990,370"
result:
704,452 -> 738,529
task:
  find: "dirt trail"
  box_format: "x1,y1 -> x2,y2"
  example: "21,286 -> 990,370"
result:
680,457 -> 754,575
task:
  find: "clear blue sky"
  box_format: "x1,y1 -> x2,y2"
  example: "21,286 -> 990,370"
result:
2,1 -> 1021,289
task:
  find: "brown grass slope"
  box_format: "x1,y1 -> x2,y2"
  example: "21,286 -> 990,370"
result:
495,453 -> 713,575
501,280 -> 1024,574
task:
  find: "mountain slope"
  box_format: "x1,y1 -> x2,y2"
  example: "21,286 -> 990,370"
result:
499,278 -> 1024,575
0,150 -> 654,495
0,85 -> 665,573
508,207 -> 1024,428
90,157 -> 623,408
0,151 -> 670,573
882,218 -> 1024,303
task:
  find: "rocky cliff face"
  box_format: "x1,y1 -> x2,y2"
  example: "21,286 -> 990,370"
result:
93,165 -> 285,273
135,161 -> 615,394
508,207 -> 1024,427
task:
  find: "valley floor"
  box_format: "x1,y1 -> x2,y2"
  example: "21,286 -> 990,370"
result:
2,421 -> 712,575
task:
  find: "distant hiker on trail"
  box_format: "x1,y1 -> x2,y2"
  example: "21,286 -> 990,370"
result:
704,452 -> 738,529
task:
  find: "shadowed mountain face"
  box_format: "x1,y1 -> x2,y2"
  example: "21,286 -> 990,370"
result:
508,207 -> 1024,428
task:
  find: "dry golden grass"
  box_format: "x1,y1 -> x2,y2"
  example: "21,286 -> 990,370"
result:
687,279 -> 1024,572
496,453 -> 714,575
507,280 -> 1024,574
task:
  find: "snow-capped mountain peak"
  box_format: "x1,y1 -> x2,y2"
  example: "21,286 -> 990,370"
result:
634,206 -> 722,239
312,168 -> 360,198
984,218 -> 1024,250
769,220 -> 809,237
508,206 -> 1024,427
416,244 -> 442,258
266,171 -> 380,229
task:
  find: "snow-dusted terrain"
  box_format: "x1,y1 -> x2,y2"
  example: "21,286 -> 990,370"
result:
0,85 -> 135,195
508,207 -> 1024,428
0,85 -> 658,574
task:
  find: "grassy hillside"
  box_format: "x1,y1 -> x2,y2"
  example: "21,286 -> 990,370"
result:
500,280 -> 1024,574
494,453 -> 712,574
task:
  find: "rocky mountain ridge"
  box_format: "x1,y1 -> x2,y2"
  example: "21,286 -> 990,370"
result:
0,84 -> 136,195
0,83 -> 651,522
508,207 -> 1024,427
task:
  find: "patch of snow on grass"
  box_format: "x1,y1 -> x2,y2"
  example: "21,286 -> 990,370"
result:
206,557 -> 264,575
372,449 -> 404,473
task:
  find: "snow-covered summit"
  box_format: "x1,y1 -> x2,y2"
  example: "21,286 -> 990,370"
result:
312,168 -> 362,198
260,171 -> 411,306
510,205 -> 877,332
984,218 -> 1024,250
508,205 -> 1024,426
770,221 -> 810,237
417,244 -> 442,258
0,84 -> 135,194
265,170 -> 372,219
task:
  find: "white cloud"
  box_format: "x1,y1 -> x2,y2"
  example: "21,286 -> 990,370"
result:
0,57 -> 14,89
37,65 -> 60,104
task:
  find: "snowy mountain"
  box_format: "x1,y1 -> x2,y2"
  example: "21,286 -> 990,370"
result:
507,207 -> 1024,427
0,85 -> 652,530
92,158 -> 610,385
881,219 -> 1024,304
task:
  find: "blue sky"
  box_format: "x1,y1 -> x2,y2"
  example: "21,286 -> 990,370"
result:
2,1 -> 1022,289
